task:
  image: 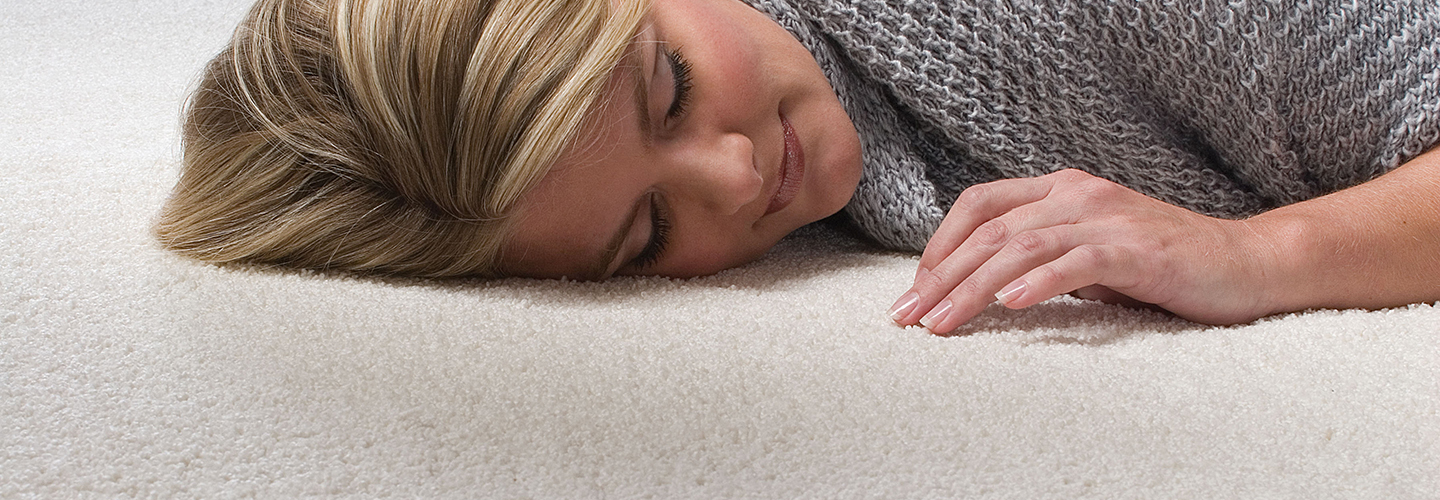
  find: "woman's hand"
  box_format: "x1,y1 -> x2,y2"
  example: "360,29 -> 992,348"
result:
887,169 -> 1283,333
891,146 -> 1440,335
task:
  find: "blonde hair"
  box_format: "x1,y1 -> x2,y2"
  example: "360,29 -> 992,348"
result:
155,0 -> 647,277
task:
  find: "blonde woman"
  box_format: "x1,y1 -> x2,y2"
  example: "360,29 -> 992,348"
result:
158,0 -> 1440,334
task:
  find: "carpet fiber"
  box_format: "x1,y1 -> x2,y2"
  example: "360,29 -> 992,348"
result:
3,1 -> 1437,497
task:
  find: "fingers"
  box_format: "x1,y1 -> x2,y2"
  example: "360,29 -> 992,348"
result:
889,168 -> 1264,333
992,245 -> 1136,310
915,174 -> 1064,280
917,241 -> 1150,334
914,228 -> 1109,334
893,210 -> 1075,329
893,172 -> 1090,330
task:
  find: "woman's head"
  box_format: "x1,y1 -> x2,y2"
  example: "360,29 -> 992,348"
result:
157,0 -> 647,277
158,0 -> 861,279
501,0 -> 863,279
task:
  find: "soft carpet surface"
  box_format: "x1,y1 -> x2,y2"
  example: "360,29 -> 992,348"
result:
3,1 -> 1438,498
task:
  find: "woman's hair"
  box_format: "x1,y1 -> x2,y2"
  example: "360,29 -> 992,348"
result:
155,0 -> 647,277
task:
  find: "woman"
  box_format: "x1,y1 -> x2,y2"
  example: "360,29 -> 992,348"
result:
157,0 -> 1440,334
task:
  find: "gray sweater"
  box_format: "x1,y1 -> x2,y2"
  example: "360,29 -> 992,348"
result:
746,0 -> 1440,251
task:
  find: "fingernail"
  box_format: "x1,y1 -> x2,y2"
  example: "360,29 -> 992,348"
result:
995,281 -> 1028,305
888,291 -> 920,322
919,300 -> 953,331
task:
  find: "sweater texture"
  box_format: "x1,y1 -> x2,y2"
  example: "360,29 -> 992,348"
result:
745,0 -> 1440,251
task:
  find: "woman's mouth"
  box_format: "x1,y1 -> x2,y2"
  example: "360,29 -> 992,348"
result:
765,115 -> 806,215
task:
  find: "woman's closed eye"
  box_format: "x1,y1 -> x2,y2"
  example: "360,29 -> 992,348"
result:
663,46 -> 693,122
624,45 -> 691,272
630,192 -> 671,270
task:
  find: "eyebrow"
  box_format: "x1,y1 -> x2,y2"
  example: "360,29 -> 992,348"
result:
587,46 -> 653,280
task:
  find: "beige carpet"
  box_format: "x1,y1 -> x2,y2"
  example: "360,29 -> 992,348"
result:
3,1 -> 1437,497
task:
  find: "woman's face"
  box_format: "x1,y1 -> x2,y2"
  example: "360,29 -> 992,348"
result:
501,0 -> 863,279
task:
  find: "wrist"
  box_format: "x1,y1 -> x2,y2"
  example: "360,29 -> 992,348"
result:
1238,210 -> 1326,316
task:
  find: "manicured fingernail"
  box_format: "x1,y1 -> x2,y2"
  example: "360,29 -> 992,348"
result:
995,281 -> 1028,305
888,291 -> 920,322
919,300 -> 953,331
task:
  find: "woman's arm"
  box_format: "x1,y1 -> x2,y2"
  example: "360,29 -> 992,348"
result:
1246,148 -> 1440,313
888,148 -> 1440,334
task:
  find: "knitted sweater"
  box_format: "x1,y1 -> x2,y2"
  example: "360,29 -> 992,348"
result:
746,0 -> 1440,251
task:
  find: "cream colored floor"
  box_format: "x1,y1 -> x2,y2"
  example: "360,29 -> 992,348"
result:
2,1 -> 1437,497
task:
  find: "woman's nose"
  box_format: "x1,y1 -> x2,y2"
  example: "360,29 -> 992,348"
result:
677,132 -> 763,215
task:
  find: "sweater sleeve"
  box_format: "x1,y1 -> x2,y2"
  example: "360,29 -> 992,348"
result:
798,0 -> 1440,214
1085,0 -> 1440,205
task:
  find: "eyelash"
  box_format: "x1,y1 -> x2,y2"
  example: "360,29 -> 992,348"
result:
628,46 -> 689,271
664,47 -> 693,121
632,193 -> 671,270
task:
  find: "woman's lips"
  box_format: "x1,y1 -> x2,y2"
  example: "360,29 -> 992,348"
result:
765,115 -> 806,216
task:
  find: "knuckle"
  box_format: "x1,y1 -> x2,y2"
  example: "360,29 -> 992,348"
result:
954,183 -> 994,211
1053,168 -> 1092,182
1062,178 -> 1121,211
1030,262 -> 1068,288
1008,230 -> 1049,255
916,266 -> 953,290
952,278 -> 988,299
973,219 -> 1011,247
1073,244 -> 1110,268
1079,176 -> 1121,198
